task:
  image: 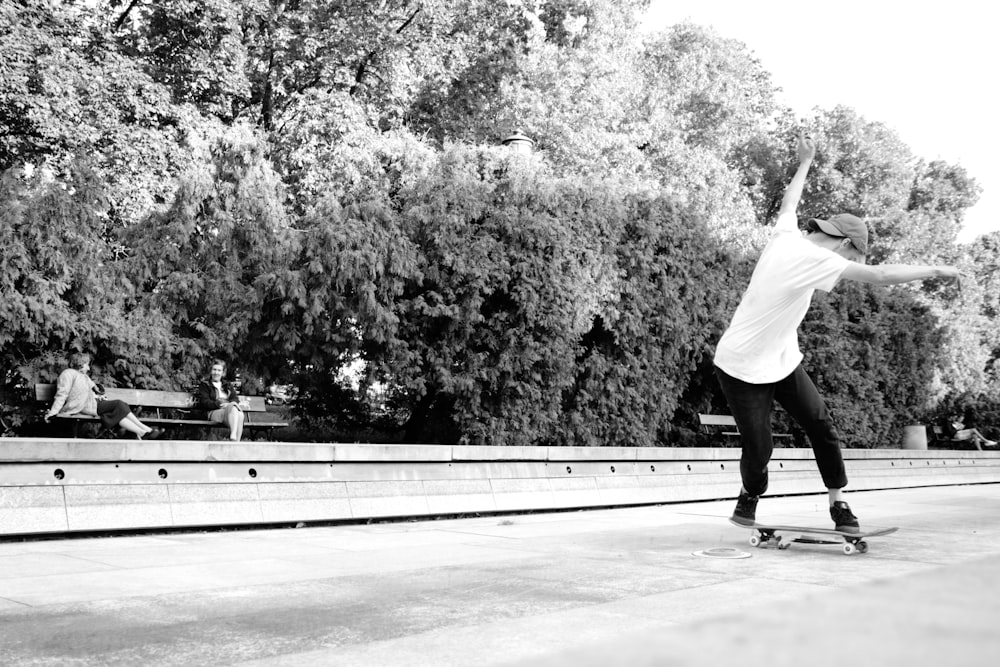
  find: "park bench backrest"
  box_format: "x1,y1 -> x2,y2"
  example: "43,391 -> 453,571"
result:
34,384 -> 267,412
698,414 -> 738,428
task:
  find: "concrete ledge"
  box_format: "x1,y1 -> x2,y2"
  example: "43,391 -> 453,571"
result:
1,438 -> 998,537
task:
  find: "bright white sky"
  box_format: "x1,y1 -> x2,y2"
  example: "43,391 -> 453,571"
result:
642,0 -> 998,243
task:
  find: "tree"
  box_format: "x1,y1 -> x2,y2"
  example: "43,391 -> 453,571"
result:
255,136 -> 740,445
267,89 -> 382,215
632,24 -> 783,253
798,106 -> 916,221
123,123 -> 293,387
0,162 -> 174,393
801,282 -> 945,447
964,233 -> 1000,390
1,0 -> 197,229
636,23 -> 777,157
114,0 -> 251,121
407,0 -> 651,179
561,192 -> 739,447
909,159 -> 982,222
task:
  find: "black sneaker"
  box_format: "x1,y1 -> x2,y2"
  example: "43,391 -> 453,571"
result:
830,501 -> 860,533
731,491 -> 759,526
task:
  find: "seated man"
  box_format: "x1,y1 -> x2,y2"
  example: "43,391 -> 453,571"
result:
195,359 -> 246,442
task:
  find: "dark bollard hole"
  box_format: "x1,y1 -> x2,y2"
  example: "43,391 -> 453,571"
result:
54,468 -> 65,480
249,468 -> 257,478
650,465 -> 656,472
158,468 -> 168,479
566,466 -> 572,474
610,466 -> 616,473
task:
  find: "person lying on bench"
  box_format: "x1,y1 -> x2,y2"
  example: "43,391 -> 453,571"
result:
44,352 -> 156,439
195,359 -> 245,441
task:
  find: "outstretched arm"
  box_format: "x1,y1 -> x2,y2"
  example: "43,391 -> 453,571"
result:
841,263 -> 963,286
777,133 -> 817,219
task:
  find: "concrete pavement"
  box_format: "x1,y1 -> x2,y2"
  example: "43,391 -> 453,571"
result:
1,484 -> 999,666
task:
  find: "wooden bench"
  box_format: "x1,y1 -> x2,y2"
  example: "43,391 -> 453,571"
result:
35,384 -> 289,440
697,414 -> 795,447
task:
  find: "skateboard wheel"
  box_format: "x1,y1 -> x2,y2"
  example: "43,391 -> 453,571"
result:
749,535 -> 761,547
843,543 -> 856,555
856,541 -> 869,554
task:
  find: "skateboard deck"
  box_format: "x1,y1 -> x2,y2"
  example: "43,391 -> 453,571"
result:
729,518 -> 898,555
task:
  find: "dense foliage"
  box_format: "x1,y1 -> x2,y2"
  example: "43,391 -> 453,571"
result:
2,0 -> 996,446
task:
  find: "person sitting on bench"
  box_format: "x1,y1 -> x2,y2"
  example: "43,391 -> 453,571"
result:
195,359 -> 245,441
44,352 -> 156,439
941,416 -> 996,448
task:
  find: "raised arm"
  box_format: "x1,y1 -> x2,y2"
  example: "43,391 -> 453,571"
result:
777,133 -> 817,218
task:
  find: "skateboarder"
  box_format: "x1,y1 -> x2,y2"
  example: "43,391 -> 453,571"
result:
715,133 -> 963,533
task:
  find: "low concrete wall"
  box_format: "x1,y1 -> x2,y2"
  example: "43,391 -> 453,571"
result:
1,438 -> 999,537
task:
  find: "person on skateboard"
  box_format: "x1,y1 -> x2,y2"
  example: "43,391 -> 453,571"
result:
714,133 -> 962,533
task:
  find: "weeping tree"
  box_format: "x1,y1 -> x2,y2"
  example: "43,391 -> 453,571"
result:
251,136 -> 738,444
0,162 -> 176,429
122,124 -> 294,388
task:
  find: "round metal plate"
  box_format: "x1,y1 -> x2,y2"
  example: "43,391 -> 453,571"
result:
692,547 -> 752,559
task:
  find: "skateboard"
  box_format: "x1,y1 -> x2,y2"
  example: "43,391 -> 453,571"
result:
729,518 -> 898,555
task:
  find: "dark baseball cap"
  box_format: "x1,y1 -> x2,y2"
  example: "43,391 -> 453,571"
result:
807,213 -> 869,255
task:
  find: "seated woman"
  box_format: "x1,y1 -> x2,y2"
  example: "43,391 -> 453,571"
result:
952,422 -> 996,448
195,359 -> 245,441
45,352 -> 155,439
941,416 -> 997,449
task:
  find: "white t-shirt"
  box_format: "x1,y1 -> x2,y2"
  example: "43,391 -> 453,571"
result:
714,211 -> 850,383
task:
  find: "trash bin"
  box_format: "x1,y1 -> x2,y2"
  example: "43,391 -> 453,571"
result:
902,424 -> 927,450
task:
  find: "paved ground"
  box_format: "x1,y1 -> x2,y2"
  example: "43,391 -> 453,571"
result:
1,484 -> 999,666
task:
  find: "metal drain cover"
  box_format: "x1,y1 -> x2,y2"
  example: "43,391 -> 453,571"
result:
693,547 -> 751,559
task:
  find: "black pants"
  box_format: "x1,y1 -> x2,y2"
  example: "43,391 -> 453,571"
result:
96,399 -> 131,429
714,365 -> 848,497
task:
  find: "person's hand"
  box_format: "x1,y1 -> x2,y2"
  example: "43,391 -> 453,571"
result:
938,266 -> 969,290
797,132 -> 817,164
44,414 -> 53,423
